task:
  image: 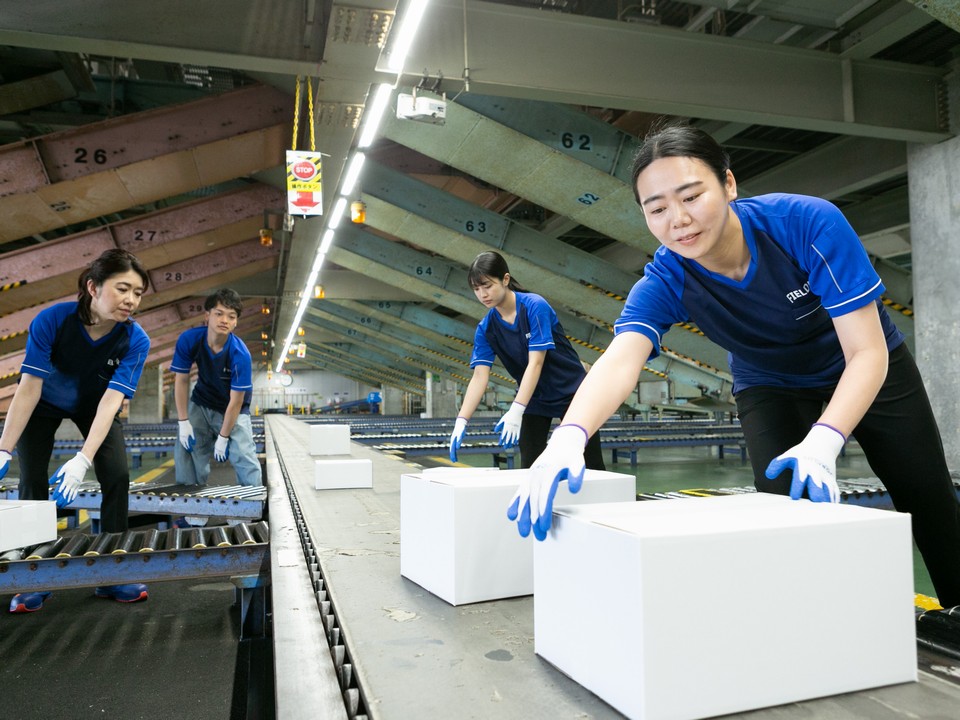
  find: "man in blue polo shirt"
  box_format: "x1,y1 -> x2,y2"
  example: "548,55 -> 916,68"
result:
170,289 -> 261,488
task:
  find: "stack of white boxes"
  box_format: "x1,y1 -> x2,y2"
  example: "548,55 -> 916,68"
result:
309,423 -> 372,489
534,493 -> 917,719
0,500 -> 57,553
400,468 -> 636,605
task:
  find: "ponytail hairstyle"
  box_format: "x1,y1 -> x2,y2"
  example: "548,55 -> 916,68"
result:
630,120 -> 731,205
467,251 -> 528,293
77,248 -> 149,325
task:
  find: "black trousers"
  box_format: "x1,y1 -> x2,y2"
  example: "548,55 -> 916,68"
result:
518,413 -> 606,472
736,343 -> 960,608
17,414 -> 130,534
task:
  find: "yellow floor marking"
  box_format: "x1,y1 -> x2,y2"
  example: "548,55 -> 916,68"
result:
132,458 -> 175,484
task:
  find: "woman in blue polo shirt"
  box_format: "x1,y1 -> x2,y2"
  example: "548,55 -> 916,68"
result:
448,251 -> 605,473
0,249 -> 152,612
507,124 -> 960,610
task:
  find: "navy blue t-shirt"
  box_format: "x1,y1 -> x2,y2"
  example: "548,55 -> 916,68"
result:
169,327 -> 253,414
21,301 -> 151,418
614,194 -> 904,392
471,292 -> 586,416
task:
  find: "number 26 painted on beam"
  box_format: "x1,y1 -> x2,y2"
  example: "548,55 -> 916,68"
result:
577,193 -> 600,206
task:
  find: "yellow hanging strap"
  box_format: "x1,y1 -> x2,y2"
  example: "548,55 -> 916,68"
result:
291,75 -> 301,149
307,77 -> 317,152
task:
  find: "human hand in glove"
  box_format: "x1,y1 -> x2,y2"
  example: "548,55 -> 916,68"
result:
0,449 -> 11,481
494,401 -> 526,449
214,434 -> 230,462
507,424 -> 587,540
178,419 -> 195,452
765,423 -> 845,503
50,451 -> 93,508
449,417 -> 468,462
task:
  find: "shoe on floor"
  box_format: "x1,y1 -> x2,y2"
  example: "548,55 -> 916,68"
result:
94,584 -> 148,603
9,591 -> 52,613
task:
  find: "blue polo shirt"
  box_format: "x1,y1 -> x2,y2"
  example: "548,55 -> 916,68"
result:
21,301 -> 150,418
614,194 -> 904,392
471,292 -> 586,416
169,327 -> 253,414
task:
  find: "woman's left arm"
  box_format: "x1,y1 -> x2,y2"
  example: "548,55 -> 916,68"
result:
817,302 -> 889,437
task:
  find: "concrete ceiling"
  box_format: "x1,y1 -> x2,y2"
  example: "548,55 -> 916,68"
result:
0,0 -> 956,406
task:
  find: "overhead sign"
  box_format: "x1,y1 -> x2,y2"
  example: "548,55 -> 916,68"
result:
286,151 -> 323,216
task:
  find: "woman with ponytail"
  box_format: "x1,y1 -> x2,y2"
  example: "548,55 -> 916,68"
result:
448,251 -> 605,472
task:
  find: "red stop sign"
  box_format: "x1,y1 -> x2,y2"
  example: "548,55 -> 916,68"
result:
293,161 -> 316,180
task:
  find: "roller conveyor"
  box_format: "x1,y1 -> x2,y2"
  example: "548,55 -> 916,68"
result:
0,481 -> 267,519
636,479 -> 960,510
0,521 -> 269,595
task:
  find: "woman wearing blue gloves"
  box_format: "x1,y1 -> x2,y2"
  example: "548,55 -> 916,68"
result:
0,249 -> 152,612
449,251 -> 605,473
510,123 -> 960,610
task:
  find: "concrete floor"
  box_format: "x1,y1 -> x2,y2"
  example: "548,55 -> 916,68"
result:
0,455 -> 271,720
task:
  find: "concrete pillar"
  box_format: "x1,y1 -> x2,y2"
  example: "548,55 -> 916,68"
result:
381,385 -> 405,415
907,133 -> 960,469
128,365 -> 164,424
429,375 -> 459,419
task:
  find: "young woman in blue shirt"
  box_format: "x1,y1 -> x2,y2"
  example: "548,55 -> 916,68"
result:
508,124 -> 960,610
449,251 -> 605,473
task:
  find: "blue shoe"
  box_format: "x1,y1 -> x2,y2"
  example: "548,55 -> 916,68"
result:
94,584 -> 148,603
9,591 -> 51,613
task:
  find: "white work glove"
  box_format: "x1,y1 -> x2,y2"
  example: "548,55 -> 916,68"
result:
765,423 -> 845,503
449,417 -> 468,462
49,451 -> 93,508
507,424 -> 587,540
214,434 -> 230,462
494,401 -> 526,449
178,419 -> 195,452
0,449 -> 11,481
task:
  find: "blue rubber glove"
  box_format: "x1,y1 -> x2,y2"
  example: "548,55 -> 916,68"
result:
0,449 -> 11,481
507,424 -> 587,540
765,423 -> 845,503
178,419 -> 195,452
214,434 -> 230,462
50,451 -> 93,508
449,417 -> 468,462
494,401 -> 526,449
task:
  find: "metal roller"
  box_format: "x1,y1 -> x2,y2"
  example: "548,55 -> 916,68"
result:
139,528 -> 160,552
232,522 -> 256,545
0,548 -> 23,562
83,532 -> 118,556
164,527 -> 184,551
189,528 -> 207,549
56,534 -> 90,558
209,526 -> 231,547
25,536 -> 68,560
111,530 -> 141,554
252,520 -> 270,544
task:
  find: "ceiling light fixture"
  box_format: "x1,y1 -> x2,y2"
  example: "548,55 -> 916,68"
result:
275,0 -> 431,373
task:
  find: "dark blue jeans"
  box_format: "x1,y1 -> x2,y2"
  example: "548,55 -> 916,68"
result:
736,343 -> 960,608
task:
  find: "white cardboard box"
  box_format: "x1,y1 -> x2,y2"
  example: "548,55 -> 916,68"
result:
0,500 -> 58,553
400,468 -> 636,605
309,424 -> 351,456
314,458 -> 372,490
534,494 -> 917,720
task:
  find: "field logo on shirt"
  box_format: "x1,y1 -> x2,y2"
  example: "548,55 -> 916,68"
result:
106,357 -> 121,368
525,332 -> 531,339
785,283 -> 811,303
